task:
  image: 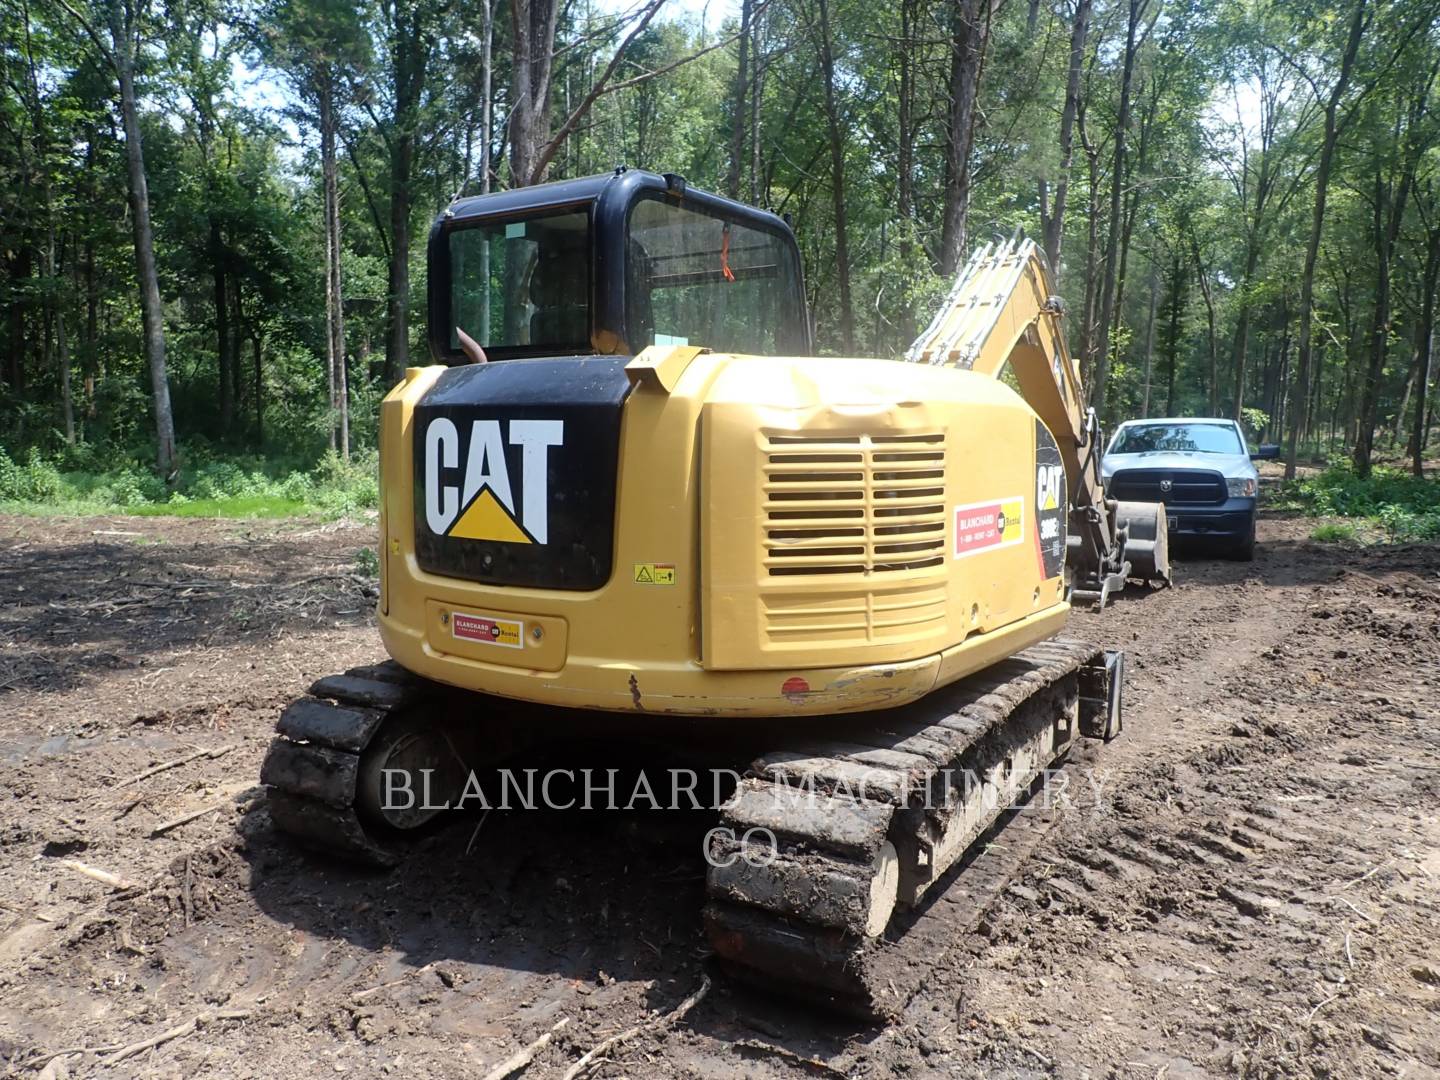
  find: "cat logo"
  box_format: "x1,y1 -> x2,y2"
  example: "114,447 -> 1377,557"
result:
1037,462 -> 1064,513
423,418 -> 564,544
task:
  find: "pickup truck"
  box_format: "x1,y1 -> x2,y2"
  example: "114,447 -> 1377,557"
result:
1102,417 -> 1277,561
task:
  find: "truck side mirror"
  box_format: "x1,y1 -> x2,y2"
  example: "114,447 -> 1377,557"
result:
1251,444 -> 1280,461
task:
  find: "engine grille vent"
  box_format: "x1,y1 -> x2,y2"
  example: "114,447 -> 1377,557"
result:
762,432 -> 947,576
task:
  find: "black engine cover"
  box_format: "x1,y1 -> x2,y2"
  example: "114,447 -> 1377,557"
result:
412,357 -> 632,590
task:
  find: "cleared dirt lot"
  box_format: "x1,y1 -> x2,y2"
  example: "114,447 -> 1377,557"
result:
1,510 -> 1437,1078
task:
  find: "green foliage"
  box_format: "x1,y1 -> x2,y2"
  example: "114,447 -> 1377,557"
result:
353,545 -> 380,577
1277,463 -> 1440,542
1310,522 -> 1358,542
1240,408 -> 1270,439
0,449 -> 64,502
3,0 -> 1438,489
0,444 -> 378,519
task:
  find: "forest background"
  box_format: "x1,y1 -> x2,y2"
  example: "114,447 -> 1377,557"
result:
1,0 -> 1438,533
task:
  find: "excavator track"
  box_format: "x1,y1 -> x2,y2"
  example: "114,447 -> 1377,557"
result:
704,637 -> 1120,1019
261,661 -> 446,868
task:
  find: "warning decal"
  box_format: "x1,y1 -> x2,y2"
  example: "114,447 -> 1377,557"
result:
953,496 -> 1025,559
633,562 -> 677,586
452,612 -> 524,649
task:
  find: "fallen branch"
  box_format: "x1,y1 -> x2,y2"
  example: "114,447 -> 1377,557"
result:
59,859 -> 136,891
151,804 -> 224,837
482,1016 -> 571,1080
350,961 -> 438,1002
119,744 -> 236,788
736,1039 -> 852,1077
23,1042 -> 129,1070
102,1017 -> 197,1066
562,975 -> 710,1080
0,899 -> 55,923
1332,860 -> 1388,891
113,793 -> 151,820
99,1009 -> 250,1066
1307,986 -> 1344,1024
1020,1044 -> 1053,1068
1330,896 -> 1379,924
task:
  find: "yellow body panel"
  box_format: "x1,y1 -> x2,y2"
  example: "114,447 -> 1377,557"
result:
378,351 -> 1068,717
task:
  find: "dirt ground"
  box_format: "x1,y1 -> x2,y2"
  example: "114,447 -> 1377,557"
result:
1,505 -> 1437,1079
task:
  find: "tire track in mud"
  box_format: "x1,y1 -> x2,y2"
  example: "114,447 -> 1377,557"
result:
4,516 -> 1438,1080
909,542 -> 1440,1077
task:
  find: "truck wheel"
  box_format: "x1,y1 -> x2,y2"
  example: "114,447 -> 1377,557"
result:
1232,518 -> 1256,562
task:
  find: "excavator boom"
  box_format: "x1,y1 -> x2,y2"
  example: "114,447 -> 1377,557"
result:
906,235 -> 1170,604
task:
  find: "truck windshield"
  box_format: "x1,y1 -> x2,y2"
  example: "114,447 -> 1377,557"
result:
1111,423 -> 1244,455
625,197 -> 804,355
448,208 -> 590,354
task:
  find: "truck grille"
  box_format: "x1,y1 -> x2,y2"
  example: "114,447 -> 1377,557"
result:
1108,468 -> 1226,505
762,432 -> 947,576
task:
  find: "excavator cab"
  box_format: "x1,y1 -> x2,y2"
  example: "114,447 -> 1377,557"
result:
427,167 -> 812,363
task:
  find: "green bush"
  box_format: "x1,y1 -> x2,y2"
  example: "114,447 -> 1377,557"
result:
0,442 -> 380,520
1310,523 -> 1358,543
1277,462 -> 1440,543
0,449 -> 64,502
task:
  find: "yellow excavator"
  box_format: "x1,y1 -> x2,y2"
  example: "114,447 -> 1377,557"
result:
261,168 -> 1169,1017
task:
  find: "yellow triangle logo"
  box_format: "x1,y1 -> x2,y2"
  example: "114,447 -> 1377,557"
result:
448,488 -> 533,544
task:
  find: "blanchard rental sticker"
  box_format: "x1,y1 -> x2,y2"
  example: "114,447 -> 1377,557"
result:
953,496 -> 1025,558
452,612 -> 524,649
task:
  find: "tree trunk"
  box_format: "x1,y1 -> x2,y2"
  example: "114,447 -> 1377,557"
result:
1140,256 -> 1159,418
1090,0 -> 1144,421
509,0 -> 561,186
1190,236 -> 1220,415
1229,244 -> 1260,421
253,330 -> 263,445
1110,81 -> 1155,344
896,0 -> 918,344
1040,0 -> 1090,282
726,0 -> 753,200
1287,0 -> 1367,479
385,134 -> 414,385
58,241 -> 75,445
1409,226 -> 1439,474
1393,349 -> 1419,446
480,0 -> 494,193
1077,108 -> 1101,381
1272,310 -> 1291,442
814,0 -> 854,352
82,131 -> 98,418
111,6 -> 177,480
320,81 -> 349,459
750,11 -> 766,199
1353,69 -> 1430,476
211,216 -> 233,436
1163,251 -> 1184,416
938,0 -> 993,275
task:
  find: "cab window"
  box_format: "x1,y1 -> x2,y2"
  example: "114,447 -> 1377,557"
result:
449,209 -> 590,354
625,197 -> 804,355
